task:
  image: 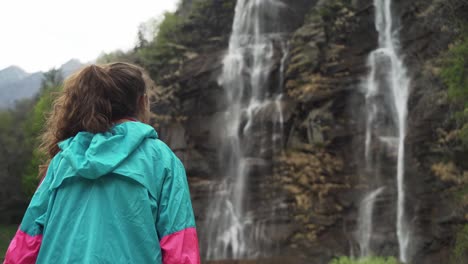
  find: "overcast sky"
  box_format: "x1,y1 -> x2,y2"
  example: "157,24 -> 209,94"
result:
0,0 -> 179,73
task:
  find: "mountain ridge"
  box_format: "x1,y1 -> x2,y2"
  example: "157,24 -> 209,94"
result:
0,66 -> 30,85
0,59 -> 85,108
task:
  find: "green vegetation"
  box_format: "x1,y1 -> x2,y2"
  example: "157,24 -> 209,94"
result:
0,68 -> 62,213
21,83 -> 61,196
0,224 -> 17,258
135,0 -> 235,80
96,50 -> 137,64
96,0 -> 236,82
137,11 -> 184,78
0,100 -> 35,217
317,0 -> 351,20
180,0 -> 235,46
329,256 -> 399,264
440,22 -> 468,264
442,37 -> 468,103
441,34 -> 468,148
451,224 -> 468,264
439,26 -> 468,264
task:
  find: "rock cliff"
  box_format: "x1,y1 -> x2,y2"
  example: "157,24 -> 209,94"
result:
148,0 -> 468,263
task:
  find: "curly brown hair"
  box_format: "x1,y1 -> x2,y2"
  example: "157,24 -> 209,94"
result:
39,62 -> 154,162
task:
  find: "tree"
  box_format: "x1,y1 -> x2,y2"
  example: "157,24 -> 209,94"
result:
40,68 -> 63,91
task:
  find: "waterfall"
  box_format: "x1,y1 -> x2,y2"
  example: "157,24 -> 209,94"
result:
204,0 -> 288,260
360,0 -> 411,262
356,187 -> 385,258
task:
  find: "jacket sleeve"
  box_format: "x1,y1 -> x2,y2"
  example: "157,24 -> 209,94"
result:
3,166 -> 53,264
156,154 -> 200,264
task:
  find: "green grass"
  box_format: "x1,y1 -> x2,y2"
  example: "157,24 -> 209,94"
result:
452,224 -> 468,264
0,224 -> 17,259
329,256 -> 399,264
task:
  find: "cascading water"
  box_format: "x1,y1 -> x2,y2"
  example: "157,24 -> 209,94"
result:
359,0 -> 411,262
356,187 -> 385,258
204,0 -> 288,260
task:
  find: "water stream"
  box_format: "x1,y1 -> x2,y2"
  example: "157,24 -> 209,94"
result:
204,0 -> 288,260
359,0 -> 411,262
356,187 -> 385,258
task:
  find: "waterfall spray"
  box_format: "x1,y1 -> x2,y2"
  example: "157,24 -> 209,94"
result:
357,187 -> 385,258
204,0 -> 288,260
360,0 -> 411,261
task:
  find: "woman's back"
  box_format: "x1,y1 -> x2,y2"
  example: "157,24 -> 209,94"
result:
39,172 -> 161,263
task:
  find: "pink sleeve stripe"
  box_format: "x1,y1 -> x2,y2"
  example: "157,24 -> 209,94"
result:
160,227 -> 200,264
3,229 -> 42,264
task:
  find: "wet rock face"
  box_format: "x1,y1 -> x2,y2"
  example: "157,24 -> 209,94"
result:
151,0 -> 319,259
151,0 -> 468,262
279,0 -> 468,263
279,0 -> 376,260
396,1 -> 468,263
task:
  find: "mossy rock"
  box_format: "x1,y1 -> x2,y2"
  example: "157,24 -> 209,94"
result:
451,224 -> 468,263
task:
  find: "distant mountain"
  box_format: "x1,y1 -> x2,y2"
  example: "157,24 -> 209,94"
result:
60,59 -> 85,77
0,72 -> 43,108
0,66 -> 29,85
0,60 -> 86,109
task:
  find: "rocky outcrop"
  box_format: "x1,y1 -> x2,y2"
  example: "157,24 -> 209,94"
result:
276,1 -> 376,261
276,0 -> 468,262
148,0 -> 468,263
150,1 -> 318,257
400,0 -> 468,262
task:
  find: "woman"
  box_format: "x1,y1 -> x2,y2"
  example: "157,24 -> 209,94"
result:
4,63 -> 200,264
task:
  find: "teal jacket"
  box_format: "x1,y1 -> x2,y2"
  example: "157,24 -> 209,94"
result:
4,121 -> 200,264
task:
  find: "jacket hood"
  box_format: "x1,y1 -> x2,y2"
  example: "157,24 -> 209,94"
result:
56,121 -> 158,180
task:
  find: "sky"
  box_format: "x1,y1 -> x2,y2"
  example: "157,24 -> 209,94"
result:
0,0 -> 179,73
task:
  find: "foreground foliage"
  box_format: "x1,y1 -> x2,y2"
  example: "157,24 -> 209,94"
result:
0,224 -> 17,258
329,256 -> 399,264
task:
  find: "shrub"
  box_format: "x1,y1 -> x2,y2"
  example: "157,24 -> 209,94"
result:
137,0 -> 236,80
22,85 -> 61,196
329,256 -> 399,264
452,224 -> 468,264
441,36 -> 468,107
441,34 -> 468,148
318,0 -> 351,21
137,11 -> 184,79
